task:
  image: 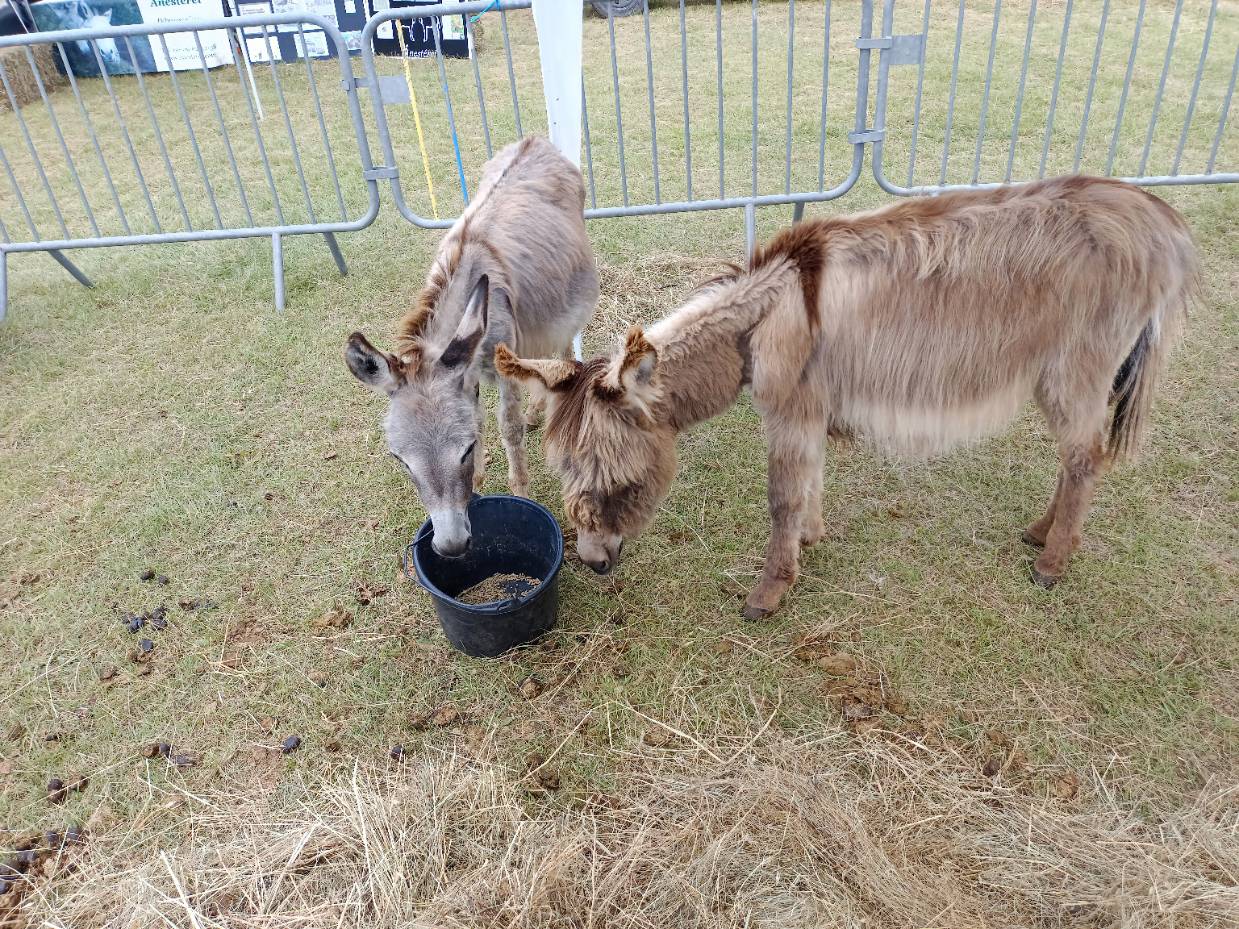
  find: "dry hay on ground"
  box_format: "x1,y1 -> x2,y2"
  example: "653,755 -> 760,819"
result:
0,45 -> 64,113
16,720 -> 1238,929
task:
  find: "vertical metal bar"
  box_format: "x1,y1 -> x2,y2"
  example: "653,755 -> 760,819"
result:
90,39 -> 161,231
679,0 -> 693,201
817,0 -> 831,190
871,0 -> 896,184
1105,0 -> 1146,176
744,202 -> 755,255
642,0 -> 661,203
792,202 -> 804,223
53,41 -> 129,235
1039,0 -> 1073,178
0,209 -> 8,243
49,250 -> 92,288
19,47 -> 99,237
258,25 -> 317,221
1207,46 -> 1238,173
581,80 -> 598,209
125,37 -> 193,231
971,0 -> 1002,185
783,0 -> 794,195
194,31 -> 251,226
1073,0 -> 1111,173
499,9 -> 523,137
229,30 -> 283,224
907,0 -> 931,187
716,0 -> 725,198
465,17 -> 492,159
939,0 -> 966,184
0,137 -> 41,239
0,250 -> 6,323
1004,0 -> 1037,182
750,0 -> 758,198
155,34 -> 222,230
272,234 -> 285,312
322,232 -> 347,276
606,7 -> 629,207
1138,0 -> 1184,177
1172,0 -> 1218,175
431,18 -> 469,205
0,58 -> 69,239
297,24 -> 347,222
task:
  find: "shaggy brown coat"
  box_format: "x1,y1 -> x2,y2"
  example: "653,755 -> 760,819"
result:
499,176 -> 1196,616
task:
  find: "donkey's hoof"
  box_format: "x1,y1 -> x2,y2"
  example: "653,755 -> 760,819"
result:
1020,530 -> 1046,548
741,603 -> 772,622
1030,566 -> 1060,589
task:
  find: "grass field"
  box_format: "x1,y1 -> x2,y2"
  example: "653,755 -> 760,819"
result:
1,1 -> 1237,925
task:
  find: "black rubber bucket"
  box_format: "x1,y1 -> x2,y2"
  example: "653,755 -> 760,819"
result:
406,495 -> 564,658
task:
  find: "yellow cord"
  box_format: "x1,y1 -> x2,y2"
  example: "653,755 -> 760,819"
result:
396,20 -> 439,220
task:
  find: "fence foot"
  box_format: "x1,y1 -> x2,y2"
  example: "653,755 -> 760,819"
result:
0,251 -> 7,324
272,234 -> 285,312
744,203 -> 756,256
792,202 -> 805,224
323,232 -> 348,276
49,250 -> 93,289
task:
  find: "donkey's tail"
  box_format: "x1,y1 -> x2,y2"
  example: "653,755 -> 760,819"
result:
1106,256 -> 1195,465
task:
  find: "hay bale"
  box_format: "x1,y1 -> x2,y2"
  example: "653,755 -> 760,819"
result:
0,44 -> 65,113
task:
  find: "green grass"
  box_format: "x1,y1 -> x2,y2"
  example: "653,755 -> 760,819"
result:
0,0 -> 1236,846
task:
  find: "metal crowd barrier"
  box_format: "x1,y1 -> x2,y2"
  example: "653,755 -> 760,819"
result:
1,0 -> 1235,320
0,11 -> 381,318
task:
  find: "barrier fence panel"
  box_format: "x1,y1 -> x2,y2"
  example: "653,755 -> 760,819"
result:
870,0 -> 1238,195
358,0 -> 879,249
1,0 -> 1235,320
0,12 -> 382,318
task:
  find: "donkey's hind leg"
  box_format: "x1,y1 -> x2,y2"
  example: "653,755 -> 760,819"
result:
1033,438 -> 1105,587
1031,372 -> 1111,587
497,377 -> 530,498
1022,471 -> 1064,548
800,439 -> 827,547
744,417 -> 820,620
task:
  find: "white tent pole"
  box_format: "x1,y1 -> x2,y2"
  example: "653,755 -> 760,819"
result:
531,0 -> 585,359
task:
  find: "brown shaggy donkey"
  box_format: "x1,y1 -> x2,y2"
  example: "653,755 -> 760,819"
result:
497,176 -> 1196,619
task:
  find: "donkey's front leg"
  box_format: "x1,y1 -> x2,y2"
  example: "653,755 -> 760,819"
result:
744,421 -> 818,620
497,377 -> 530,498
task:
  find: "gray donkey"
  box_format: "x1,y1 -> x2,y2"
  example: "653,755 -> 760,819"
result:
345,136 -> 598,557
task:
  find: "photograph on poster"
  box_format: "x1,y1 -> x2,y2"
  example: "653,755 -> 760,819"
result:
30,0 -> 232,76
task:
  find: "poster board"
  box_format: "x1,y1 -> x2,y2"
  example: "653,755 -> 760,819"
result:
30,0 -> 234,75
369,0 -> 468,59
226,0 -> 366,62
225,0 -> 468,62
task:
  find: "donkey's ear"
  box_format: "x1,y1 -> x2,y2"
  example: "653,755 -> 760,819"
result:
603,328 -> 659,408
495,344 -> 578,394
345,331 -> 403,394
439,274 -> 489,369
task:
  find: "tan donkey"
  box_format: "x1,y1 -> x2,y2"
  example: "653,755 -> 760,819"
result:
346,136 -> 598,557
498,176 -> 1197,618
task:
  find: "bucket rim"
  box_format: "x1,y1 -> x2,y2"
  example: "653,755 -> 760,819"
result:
406,494 -> 565,614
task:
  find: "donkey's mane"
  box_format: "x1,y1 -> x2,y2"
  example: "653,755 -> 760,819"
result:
393,136 -> 541,359
545,357 -> 609,450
